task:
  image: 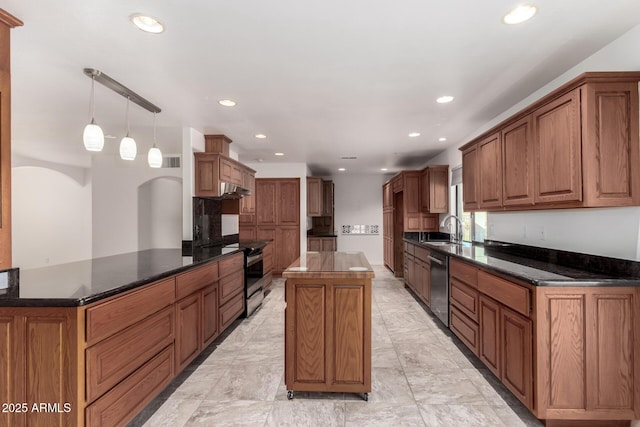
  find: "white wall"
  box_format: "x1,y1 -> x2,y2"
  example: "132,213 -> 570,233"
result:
12,164 -> 92,268
182,127 -> 205,240
92,155 -> 182,258
424,23 -> 640,260
138,177 -> 183,250
244,162 -> 308,253
332,174 -> 387,265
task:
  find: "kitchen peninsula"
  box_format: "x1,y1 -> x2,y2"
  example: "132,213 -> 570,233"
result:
0,247 -> 245,427
282,251 -> 374,400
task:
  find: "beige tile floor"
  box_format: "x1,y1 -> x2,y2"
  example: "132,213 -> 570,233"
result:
128,266 -> 543,427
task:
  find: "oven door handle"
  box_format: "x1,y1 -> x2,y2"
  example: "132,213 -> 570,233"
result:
428,256 -> 444,266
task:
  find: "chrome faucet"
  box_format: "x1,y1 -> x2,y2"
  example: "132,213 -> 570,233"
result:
440,214 -> 463,243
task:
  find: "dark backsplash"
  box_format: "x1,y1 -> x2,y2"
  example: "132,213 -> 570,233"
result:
484,240 -> 640,279
193,197 -> 223,247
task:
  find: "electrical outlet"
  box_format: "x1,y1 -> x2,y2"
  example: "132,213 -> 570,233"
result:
536,226 -> 545,241
488,223 -> 495,237
522,226 -> 527,239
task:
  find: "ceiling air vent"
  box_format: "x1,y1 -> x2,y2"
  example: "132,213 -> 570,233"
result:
161,156 -> 181,168
341,156 -> 358,160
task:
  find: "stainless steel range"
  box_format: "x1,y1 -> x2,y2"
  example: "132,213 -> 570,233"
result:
239,241 -> 270,317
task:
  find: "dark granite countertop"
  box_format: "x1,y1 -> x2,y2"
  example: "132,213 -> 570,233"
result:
0,246 -> 243,307
404,238 -> 640,287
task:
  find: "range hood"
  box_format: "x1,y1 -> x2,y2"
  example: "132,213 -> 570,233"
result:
220,181 -> 251,199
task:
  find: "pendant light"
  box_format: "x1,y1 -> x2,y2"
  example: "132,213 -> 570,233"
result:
147,112 -> 163,168
119,97 -> 137,160
83,75 -> 105,152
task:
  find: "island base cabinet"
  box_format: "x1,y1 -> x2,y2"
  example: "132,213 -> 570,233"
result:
534,287 -> 640,423
0,308 -> 80,427
284,278 -> 371,394
86,345 -> 174,427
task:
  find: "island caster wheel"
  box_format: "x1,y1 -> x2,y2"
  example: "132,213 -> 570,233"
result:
362,392 -> 369,401
287,391 -> 294,400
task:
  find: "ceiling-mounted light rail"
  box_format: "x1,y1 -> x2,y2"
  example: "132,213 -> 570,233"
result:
83,68 -> 161,113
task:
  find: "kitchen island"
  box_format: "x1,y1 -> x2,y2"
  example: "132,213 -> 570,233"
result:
282,251 -> 374,400
0,247 -> 245,427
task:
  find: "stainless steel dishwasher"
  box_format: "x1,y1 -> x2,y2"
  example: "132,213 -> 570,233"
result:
428,251 -> 449,326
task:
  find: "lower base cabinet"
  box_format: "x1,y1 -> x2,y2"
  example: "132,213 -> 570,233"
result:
307,236 -> 337,251
449,258 -> 640,425
1,253 -> 245,427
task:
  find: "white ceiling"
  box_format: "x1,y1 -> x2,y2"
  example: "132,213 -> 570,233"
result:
4,0 -> 640,174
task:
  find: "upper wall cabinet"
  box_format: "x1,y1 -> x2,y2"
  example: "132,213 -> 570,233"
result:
194,153 -> 255,198
306,177 -> 334,217
306,177 -> 323,217
420,165 -> 449,214
459,72 -> 640,212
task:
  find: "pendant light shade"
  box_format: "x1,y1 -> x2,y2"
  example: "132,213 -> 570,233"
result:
119,97 -> 137,160
83,122 -> 104,152
147,147 -> 162,168
120,136 -> 137,160
83,75 -> 104,152
147,112 -> 162,168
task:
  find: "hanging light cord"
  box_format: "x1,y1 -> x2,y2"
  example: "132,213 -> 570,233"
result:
89,76 -> 96,124
153,112 -> 157,147
125,96 -> 131,137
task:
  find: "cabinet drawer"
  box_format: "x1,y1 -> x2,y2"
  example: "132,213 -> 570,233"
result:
219,252 -> 244,278
450,258 -> 478,288
450,306 -> 479,355
450,278 -> 479,322
478,270 -> 530,317
220,291 -> 244,332
176,262 -> 218,300
86,306 -> 174,403
404,242 -> 415,255
414,246 -> 430,263
86,277 -> 175,345
219,270 -> 244,305
85,344 -> 174,427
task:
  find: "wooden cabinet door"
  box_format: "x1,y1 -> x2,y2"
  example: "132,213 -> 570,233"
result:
502,116 -> 534,207
462,145 -> 479,211
277,227 -> 300,272
501,307 -> 532,409
278,179 -> 300,226
194,153 -> 219,197
308,237 -> 321,252
240,179 -> 255,214
307,177 -> 323,217
428,166 -> 449,213
479,295 -> 501,377
256,180 -> 277,225
176,294 -> 201,372
478,132 -> 503,209
533,89 -> 582,204
285,282 -> 328,385
382,183 -> 393,209
403,172 -> 421,215
239,226 -> 256,241
332,282 -> 367,385
581,82 -> 640,207
322,180 -> 334,216
320,237 -> 336,251
218,157 -> 234,183
202,284 -> 219,348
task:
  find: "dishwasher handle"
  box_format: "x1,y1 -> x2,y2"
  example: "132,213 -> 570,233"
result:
428,255 -> 444,266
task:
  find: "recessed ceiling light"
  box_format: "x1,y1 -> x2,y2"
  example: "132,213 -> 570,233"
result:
130,14 -> 164,34
381,168 -> 388,171
338,168 -> 346,172
255,134 -> 267,139
438,137 -> 447,142
503,4 -> 537,25
436,96 -> 454,104
408,132 -> 421,138
218,99 -> 237,107
274,152 -> 284,156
